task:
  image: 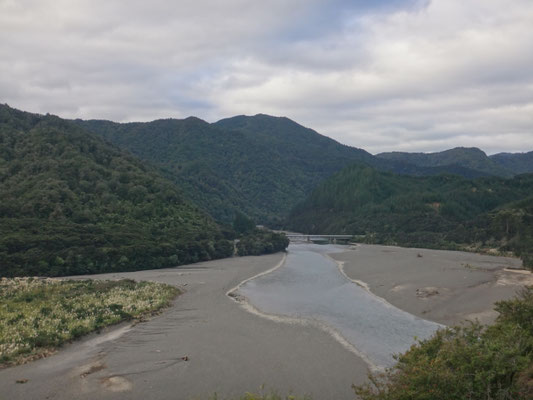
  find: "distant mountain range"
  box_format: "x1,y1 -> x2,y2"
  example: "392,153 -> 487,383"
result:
377,147 -> 533,178
0,105 -> 233,277
2,103 -> 532,275
74,113 -> 533,225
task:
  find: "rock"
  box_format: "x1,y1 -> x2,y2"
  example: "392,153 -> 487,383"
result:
416,287 -> 439,298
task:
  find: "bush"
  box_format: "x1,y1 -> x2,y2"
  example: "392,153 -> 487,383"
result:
353,287 -> 533,400
236,231 -> 289,256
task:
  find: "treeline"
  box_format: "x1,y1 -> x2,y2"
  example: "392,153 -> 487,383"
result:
0,105 -> 234,277
232,212 -> 289,256
287,164 -> 533,268
236,231 -> 289,256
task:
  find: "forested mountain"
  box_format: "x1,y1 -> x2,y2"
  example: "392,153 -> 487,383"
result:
76,115 -> 378,225
0,105 -> 233,277
491,151 -> 533,174
2,103 -> 532,274
287,164 -> 533,267
377,147 -> 515,178
76,115 -> 490,225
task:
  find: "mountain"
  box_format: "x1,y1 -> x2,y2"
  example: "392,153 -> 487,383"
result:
75,115 -> 489,226
0,105 -> 233,277
490,151 -> 533,175
76,114 -> 381,225
286,164 -> 533,266
377,147 -> 514,178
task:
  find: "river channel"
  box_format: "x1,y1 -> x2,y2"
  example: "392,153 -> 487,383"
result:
237,243 -> 444,369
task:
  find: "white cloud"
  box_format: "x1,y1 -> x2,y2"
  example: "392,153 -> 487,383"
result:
0,0 -> 532,153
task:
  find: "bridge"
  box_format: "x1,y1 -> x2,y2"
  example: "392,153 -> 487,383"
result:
285,234 -> 354,244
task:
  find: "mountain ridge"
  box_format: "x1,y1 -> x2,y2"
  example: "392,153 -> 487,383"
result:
0,104 -> 233,277
74,113 -> 515,225
377,147 -> 516,177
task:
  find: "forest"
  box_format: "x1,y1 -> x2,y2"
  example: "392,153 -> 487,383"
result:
287,164 -> 533,268
2,103 -> 533,276
75,114 -> 526,227
0,105 -> 237,277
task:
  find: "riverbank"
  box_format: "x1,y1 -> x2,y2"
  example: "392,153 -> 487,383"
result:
0,253 -> 368,400
331,244 -> 533,326
0,278 -> 178,367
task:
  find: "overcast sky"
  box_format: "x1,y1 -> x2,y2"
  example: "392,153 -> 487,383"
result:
1,0 -> 532,154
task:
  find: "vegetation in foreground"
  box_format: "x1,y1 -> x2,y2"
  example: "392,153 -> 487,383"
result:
0,278 -> 178,367
217,288 -> 533,400
353,287 -> 533,400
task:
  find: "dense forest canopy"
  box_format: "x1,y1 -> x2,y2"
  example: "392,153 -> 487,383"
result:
75,115 -> 379,226
377,147 -> 517,177
287,164 -> 533,267
75,114 -> 513,226
0,105 -> 234,277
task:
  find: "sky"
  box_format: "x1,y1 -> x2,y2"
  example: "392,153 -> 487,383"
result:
1,0 -> 532,154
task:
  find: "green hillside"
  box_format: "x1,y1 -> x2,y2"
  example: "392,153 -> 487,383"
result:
0,105 -> 233,277
377,147 -> 514,178
491,151 -> 533,174
76,115 -> 490,226
287,164 -> 533,266
76,115 -> 381,226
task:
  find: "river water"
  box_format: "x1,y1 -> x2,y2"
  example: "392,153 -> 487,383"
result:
238,243 -> 444,368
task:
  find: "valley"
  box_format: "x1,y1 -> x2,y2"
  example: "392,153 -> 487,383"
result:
1,244 -> 529,400
1,104 -> 533,399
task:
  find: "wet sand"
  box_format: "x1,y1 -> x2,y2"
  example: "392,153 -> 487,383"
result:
0,254 -> 368,400
331,244 -> 532,326
2,244 -> 531,400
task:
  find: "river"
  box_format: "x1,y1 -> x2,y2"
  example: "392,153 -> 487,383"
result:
237,243 -> 444,369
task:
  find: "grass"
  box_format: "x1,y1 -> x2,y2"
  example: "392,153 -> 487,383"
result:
0,277 -> 179,367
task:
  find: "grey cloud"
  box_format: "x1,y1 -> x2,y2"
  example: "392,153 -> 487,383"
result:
1,0 -> 532,153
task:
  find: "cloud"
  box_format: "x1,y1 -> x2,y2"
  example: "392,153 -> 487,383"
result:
1,0 -> 532,153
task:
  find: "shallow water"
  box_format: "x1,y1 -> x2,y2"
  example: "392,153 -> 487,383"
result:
238,243 -> 443,368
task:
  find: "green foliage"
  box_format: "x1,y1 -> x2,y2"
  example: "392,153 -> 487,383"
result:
233,212 -> 256,235
287,164 -> 533,267
236,231 -> 289,256
353,287 -> 533,400
74,115 -> 379,226
75,114 -> 490,227
378,147 -> 515,178
0,105 -> 233,277
0,278 -> 178,366
491,151 -> 533,175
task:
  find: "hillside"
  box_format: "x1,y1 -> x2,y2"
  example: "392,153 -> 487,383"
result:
76,115 -> 488,226
287,164 -> 533,266
76,115 -> 381,225
491,151 -> 533,174
377,147 -> 514,178
0,105 -> 233,277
